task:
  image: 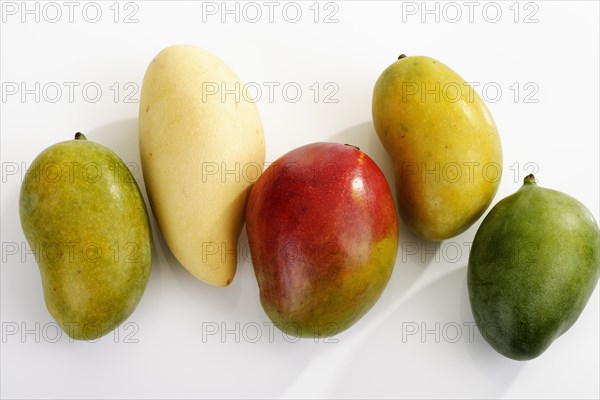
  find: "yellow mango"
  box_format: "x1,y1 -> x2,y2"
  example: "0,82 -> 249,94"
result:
372,55 -> 502,240
139,44 -> 265,285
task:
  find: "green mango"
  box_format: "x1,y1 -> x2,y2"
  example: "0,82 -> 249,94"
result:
468,175 -> 599,360
19,133 -> 152,340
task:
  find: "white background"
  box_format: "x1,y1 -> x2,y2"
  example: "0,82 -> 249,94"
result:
1,1 -> 599,399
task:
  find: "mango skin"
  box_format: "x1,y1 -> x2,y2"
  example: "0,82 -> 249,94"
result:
139,44 -> 265,286
19,134 -> 152,340
372,55 -> 502,240
246,143 -> 398,338
468,176 -> 600,360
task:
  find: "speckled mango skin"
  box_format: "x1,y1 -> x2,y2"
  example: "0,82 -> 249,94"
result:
468,177 -> 600,360
19,134 -> 152,340
246,143 -> 398,338
372,55 -> 502,240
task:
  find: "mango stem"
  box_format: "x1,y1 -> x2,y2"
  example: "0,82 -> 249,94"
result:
524,174 -> 537,185
75,132 -> 87,140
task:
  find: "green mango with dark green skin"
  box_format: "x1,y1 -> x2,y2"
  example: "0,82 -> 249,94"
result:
19,133 -> 152,340
468,175 -> 599,360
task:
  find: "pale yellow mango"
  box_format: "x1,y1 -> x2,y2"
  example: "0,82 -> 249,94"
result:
139,44 -> 265,285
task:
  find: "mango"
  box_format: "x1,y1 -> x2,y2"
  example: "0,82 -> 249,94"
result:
19,133 -> 152,340
246,143 -> 398,337
139,44 -> 265,286
372,55 -> 502,240
468,175 -> 600,360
